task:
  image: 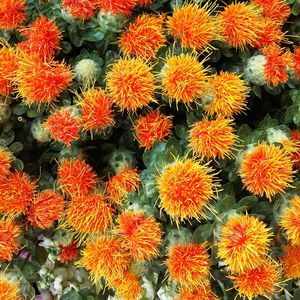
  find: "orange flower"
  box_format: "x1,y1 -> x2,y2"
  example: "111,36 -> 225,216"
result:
77,88 -> 114,133
63,193 -> 114,243
157,158 -> 218,225
218,215 -> 272,273
62,0 -> 97,20
97,0 -> 136,16
230,259 -> 282,300
115,211 -> 162,261
44,107 -> 81,146
0,147 -> 13,181
106,57 -> 156,112
0,219 -> 21,261
106,167 -> 140,206
162,53 -> 209,107
120,14 -> 166,60
293,47 -> 300,79
262,44 -> 293,87
178,283 -> 219,300
167,3 -> 217,51
137,0 -> 153,5
27,190 -> 65,229
0,273 -> 21,300
59,241 -> 79,263
15,54 -> 72,106
57,157 -> 98,197
239,143 -> 295,200
217,3 -> 262,49
290,130 -> 300,168
77,236 -> 131,283
18,16 -> 61,59
133,111 -> 173,150
0,0 -> 26,30
204,71 -> 249,117
166,243 -> 210,289
0,171 -> 36,216
281,244 -> 300,279
189,117 -> 237,160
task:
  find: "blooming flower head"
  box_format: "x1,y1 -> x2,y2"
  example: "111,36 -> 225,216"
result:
204,71 -> 249,117
178,283 -> 219,300
59,241 -> 79,263
77,236 -> 131,283
115,211 -> 162,261
27,190 -> 65,229
166,243 -> 210,289
77,88 -> 114,133
217,3 -> 262,49
239,143 -> 295,200
97,0 -> 136,16
0,273 -> 21,300
0,147 -> 13,181
0,0 -> 26,30
57,157 -> 98,197
289,130 -> 300,168
62,0 -> 97,20
133,111 -> 173,150
218,215 -> 272,273
162,53 -> 209,108
189,117 -> 237,160
0,219 -> 21,261
167,3 -> 217,51
120,14 -> 166,60
230,259 -> 282,300
44,107 -> 81,146
281,244 -> 300,279
157,158 -> 219,225
0,171 -> 36,216
293,47 -> 300,79
106,57 -> 156,112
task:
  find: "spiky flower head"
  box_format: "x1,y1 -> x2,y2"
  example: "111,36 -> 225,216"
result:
167,3 -> 217,51
0,171 -> 36,216
97,0 -> 136,16
162,53 -> 209,108
0,0 -> 26,30
106,57 -> 156,112
59,241 -> 79,263
217,3 -> 262,49
27,190 -> 65,229
0,219 -> 21,262
0,147 -> 13,181
62,0 -> 97,20
189,117 -> 237,160
133,111 -> 173,150
77,88 -> 114,133
239,143 -> 295,200
218,215 -> 272,273
0,273 -> 21,300
57,157 -> 98,197
77,236 -> 131,283
293,47 -> 300,80
74,58 -> 99,83
157,158 -> 218,225
166,243 -> 210,289
120,14 -> 166,60
289,130 -> 300,168
178,283 -> 219,300
281,244 -> 300,279
115,211 -> 162,261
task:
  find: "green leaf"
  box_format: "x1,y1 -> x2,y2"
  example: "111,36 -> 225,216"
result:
218,196 -> 236,212
83,30 -> 104,42
284,104 -> 299,124
236,196 -> 258,211
61,290 -> 84,300
9,142 -> 24,154
192,223 -> 212,244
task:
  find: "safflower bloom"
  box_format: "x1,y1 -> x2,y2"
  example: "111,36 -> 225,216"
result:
189,117 -> 237,160
231,259 -> 282,300
0,273 -> 21,300
218,215 -> 272,273
106,58 -> 156,112
157,158 -> 218,225
27,190 -> 65,229
59,241 -> 79,263
0,0 -> 26,30
120,14 -> 166,60
289,130 -> 300,168
57,157 -> 98,197
293,47 -> 300,79
239,143 -> 295,200
77,88 -> 114,133
62,0 -> 97,20
162,53 -> 209,108
133,111 -> 173,150
115,211 -> 162,261
97,0 -> 136,16
77,236 -> 131,283
217,3 -> 262,49
166,243 -> 210,289
281,244 -> 300,279
0,171 -> 36,216
0,219 -> 21,261
167,3 -> 217,51
0,147 -> 13,180
44,107 -> 81,146
178,283 -> 219,300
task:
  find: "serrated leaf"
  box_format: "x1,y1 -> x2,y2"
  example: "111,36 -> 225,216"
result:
192,223 -> 212,244
218,196 -> 236,212
236,196 -> 258,211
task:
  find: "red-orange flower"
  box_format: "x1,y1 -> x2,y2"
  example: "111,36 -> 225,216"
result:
59,241 -> 79,263
239,143 -> 295,199
44,107 -> 81,146
27,190 -> 65,229
115,211 -> 162,261
0,219 -> 21,262
0,0 -> 26,30
178,283 -> 219,300
97,0 -> 136,16
133,111 -> 173,150
57,157 -> 98,197
62,0 -> 98,20
0,147 -> 13,181
293,48 -> 300,80
137,0 -> 153,5
281,244 -> 300,279
0,273 -> 21,300
290,130 -> 300,168
0,171 -> 36,216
